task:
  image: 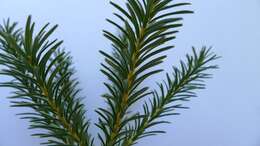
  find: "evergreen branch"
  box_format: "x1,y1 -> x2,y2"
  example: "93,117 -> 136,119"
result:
0,16 -> 93,146
122,47 -> 219,146
0,1 -> 219,146
97,0 -> 193,145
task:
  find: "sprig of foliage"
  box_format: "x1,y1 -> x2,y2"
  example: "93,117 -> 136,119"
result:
0,0 -> 219,146
95,0 -> 217,146
121,47 -> 219,146
0,16 -> 93,146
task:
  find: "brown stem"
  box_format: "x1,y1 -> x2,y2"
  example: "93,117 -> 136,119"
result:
41,85 -> 84,146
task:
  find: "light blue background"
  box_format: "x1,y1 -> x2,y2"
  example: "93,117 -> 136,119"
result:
0,0 -> 260,146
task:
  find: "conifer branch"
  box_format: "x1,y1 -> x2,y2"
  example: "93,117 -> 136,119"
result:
121,47 -> 219,146
0,16 -> 93,146
97,0 -> 194,145
0,1 -> 219,146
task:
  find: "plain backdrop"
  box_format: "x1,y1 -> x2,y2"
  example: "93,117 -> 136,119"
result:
0,0 -> 260,146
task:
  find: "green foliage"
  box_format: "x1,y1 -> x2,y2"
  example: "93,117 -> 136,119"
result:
96,0 -> 218,146
0,16 -> 93,146
0,0 -> 219,146
120,47 -> 218,146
